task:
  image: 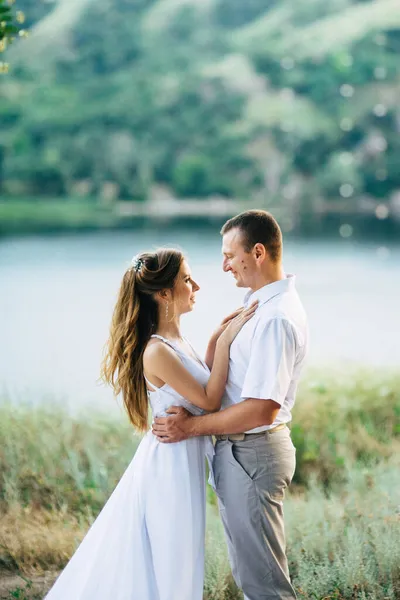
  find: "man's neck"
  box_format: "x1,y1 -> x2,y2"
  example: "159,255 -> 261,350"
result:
249,266 -> 285,293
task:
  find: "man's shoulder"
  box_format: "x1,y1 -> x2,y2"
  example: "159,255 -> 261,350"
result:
265,289 -> 307,319
255,310 -> 293,333
257,294 -> 296,321
257,297 -> 308,343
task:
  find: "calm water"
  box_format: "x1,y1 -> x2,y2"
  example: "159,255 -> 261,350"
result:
1,229 -> 399,409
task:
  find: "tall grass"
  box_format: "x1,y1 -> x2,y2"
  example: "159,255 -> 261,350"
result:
290,369 -> 399,487
287,460 -> 400,599
0,370 -> 399,598
203,459 -> 400,600
3,461 -> 397,599
0,404 -> 139,515
1,370 -> 398,515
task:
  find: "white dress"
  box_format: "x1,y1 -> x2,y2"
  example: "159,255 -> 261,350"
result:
45,335 -> 214,600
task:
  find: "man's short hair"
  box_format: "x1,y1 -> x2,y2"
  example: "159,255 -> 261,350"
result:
221,209 -> 282,263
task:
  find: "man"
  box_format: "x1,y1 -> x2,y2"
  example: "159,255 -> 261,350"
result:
152,209 -> 309,600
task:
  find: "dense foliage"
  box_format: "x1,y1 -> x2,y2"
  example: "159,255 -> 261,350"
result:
0,0 -> 399,226
0,0 -> 19,42
0,0 -> 25,71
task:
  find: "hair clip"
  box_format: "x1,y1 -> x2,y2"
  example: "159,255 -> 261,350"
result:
132,255 -> 144,273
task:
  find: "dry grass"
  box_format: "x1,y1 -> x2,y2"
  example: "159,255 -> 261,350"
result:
2,459 -> 398,599
0,508 -> 88,574
0,369 -> 399,598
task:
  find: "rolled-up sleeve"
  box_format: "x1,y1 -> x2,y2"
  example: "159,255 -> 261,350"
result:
241,317 -> 296,405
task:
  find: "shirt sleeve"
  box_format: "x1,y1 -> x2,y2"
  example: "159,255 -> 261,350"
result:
241,317 -> 296,405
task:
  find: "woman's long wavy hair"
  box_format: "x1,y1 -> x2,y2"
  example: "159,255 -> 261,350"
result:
101,248 -> 184,432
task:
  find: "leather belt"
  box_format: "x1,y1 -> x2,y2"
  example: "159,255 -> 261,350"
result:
215,422 -> 288,442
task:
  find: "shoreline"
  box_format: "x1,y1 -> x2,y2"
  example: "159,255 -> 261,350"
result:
0,197 -> 399,239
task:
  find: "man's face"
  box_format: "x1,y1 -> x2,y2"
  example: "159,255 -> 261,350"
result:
221,228 -> 256,288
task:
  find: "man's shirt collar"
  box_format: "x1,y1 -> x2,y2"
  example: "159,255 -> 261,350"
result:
244,274 -> 296,308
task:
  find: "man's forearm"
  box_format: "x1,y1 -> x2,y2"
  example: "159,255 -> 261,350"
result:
188,399 -> 278,436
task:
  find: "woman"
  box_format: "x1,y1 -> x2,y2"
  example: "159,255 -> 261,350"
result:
45,248 -> 257,600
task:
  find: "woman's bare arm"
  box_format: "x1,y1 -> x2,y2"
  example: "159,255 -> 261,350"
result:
205,307 -> 243,370
144,338 -> 229,412
144,303 -> 257,412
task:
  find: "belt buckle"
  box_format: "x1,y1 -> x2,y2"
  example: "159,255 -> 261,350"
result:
215,433 -> 246,441
267,423 -> 287,434
228,433 -> 246,441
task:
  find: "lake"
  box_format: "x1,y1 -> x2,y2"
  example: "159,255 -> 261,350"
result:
1,229 -> 399,410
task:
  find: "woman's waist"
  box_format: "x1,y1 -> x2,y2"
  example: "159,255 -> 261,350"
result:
150,403 -> 205,418
144,428 -> 212,446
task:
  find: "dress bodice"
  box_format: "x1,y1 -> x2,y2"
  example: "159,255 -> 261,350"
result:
145,335 -> 210,418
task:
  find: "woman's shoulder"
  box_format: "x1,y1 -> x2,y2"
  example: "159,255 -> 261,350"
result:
143,336 -> 176,367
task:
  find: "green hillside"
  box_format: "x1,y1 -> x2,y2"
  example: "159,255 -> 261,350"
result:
1,0 -> 399,225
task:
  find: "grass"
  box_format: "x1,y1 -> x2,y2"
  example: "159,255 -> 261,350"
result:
287,459 -> 400,599
204,460 -> 400,600
2,460 -> 398,599
290,369 -> 400,487
0,370 -> 399,599
0,404 -> 139,516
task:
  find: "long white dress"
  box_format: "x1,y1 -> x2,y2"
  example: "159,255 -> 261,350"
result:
45,335 -> 214,600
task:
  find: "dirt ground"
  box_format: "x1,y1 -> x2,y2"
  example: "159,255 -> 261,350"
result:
0,571 -> 59,599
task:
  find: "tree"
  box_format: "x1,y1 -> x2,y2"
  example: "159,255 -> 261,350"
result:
0,0 -> 25,72
1,0 -> 399,222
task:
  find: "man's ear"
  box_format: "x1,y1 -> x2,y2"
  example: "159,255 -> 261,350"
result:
253,243 -> 267,263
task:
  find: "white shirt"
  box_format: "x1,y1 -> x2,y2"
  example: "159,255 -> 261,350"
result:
222,274 -> 309,433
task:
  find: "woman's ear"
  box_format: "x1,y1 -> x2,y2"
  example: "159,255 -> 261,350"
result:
157,289 -> 170,302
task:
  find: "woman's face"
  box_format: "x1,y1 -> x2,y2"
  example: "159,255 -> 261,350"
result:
172,259 -> 200,314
